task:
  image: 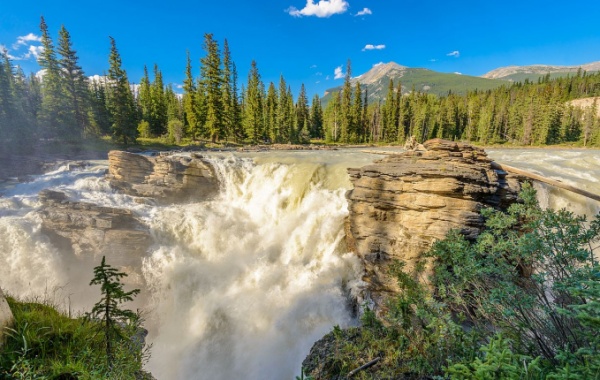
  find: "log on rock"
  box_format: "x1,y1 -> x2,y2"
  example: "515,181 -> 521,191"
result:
491,161 -> 600,202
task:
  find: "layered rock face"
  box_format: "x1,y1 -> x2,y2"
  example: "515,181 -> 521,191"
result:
346,139 -> 521,311
0,288 -> 14,348
38,189 -> 152,268
107,151 -> 218,203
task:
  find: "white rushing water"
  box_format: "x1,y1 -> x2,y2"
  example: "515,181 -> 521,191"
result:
0,148 -> 599,379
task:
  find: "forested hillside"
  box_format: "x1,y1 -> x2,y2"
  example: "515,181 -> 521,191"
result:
1,17 -> 600,152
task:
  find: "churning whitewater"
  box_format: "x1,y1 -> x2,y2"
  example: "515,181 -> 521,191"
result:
1,149 -> 599,380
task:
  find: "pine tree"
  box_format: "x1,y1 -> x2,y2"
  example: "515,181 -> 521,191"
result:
200,33 -> 223,142
295,83 -> 309,143
265,82 -> 278,142
221,39 -> 235,141
150,64 -> 167,136
57,25 -> 90,139
182,51 -> 200,140
138,65 -> 152,129
230,62 -> 243,142
243,60 -> 264,143
340,59 -> 353,143
310,94 -> 324,139
106,37 -> 138,144
88,256 -> 140,369
38,16 -> 67,139
351,82 -> 363,142
276,75 -> 292,143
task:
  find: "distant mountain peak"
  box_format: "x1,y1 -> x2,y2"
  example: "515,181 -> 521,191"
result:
353,61 -> 408,85
482,61 -> 600,80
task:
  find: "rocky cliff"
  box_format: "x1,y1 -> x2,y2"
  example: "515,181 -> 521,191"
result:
38,189 -> 152,269
107,151 -> 218,203
346,138 -> 521,312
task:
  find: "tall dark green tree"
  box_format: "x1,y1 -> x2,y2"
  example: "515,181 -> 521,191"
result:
265,82 -> 278,142
221,39 -> 235,141
295,83 -> 309,143
200,33 -> 223,142
138,65 -> 152,128
340,59 -> 353,143
310,94 -> 324,139
182,51 -> 201,140
106,37 -> 138,144
149,64 -> 167,136
38,16 -> 67,139
243,60 -> 264,143
57,25 -> 90,138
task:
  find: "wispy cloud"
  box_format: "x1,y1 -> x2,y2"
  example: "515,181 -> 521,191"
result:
334,65 -> 344,79
315,72 -> 323,76
355,7 -> 372,16
373,62 -> 384,67
287,0 -> 349,18
362,44 -> 385,52
3,33 -> 44,61
429,58 -> 437,62
326,75 -> 330,80
446,50 -> 460,57
12,33 -> 41,49
310,64 -> 317,68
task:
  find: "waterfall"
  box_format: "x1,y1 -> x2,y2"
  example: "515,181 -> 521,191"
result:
1,148 -> 598,379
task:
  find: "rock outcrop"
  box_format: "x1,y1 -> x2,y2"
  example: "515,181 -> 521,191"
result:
107,151 -> 218,203
0,287 -> 14,348
38,189 -> 152,268
346,138 -> 521,312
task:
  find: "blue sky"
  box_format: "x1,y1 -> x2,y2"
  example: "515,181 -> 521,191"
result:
1,0 -> 600,98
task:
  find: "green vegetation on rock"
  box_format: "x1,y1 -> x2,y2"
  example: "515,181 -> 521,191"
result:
303,183 -> 600,379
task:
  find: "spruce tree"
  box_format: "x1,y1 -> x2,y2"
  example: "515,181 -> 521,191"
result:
57,25 -> 90,139
221,39 -> 234,141
340,59 -> 353,143
88,256 -> 140,369
106,37 -> 138,144
138,65 -> 152,130
310,94 -> 324,139
295,83 -> 309,143
183,51 -> 200,140
200,33 -> 223,142
265,82 -> 278,142
38,16 -> 67,139
150,64 -> 167,136
243,60 -> 264,143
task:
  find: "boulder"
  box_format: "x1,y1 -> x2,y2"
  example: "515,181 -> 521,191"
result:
0,288 -> 14,348
346,138 -> 521,312
107,151 -> 218,203
38,190 -> 152,268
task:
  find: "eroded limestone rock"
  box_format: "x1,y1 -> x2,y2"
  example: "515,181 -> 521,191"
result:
107,150 -> 218,203
346,138 -> 521,312
38,189 -> 152,268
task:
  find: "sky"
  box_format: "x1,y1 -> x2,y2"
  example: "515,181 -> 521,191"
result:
1,0 -> 600,98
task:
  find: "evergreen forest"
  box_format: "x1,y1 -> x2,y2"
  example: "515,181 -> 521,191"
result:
1,18 -> 600,153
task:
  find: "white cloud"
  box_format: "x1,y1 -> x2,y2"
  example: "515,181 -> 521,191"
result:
355,7 -> 372,16
13,33 -> 41,49
175,84 -> 183,89
362,44 -> 386,51
429,59 -> 437,62
310,64 -> 317,68
454,72 -> 462,75
287,0 -> 349,18
326,75 -> 330,80
446,50 -> 460,57
334,65 -> 344,79
373,62 -> 384,67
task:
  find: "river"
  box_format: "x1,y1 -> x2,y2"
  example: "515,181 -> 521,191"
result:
0,148 -> 599,379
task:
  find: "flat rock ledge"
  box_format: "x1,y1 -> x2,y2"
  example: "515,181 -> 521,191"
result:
107,150 -> 218,203
38,189 -> 152,267
346,138 -> 521,312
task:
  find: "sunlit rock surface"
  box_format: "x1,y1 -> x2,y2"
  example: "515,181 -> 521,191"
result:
345,138 -> 521,312
107,150 -> 218,203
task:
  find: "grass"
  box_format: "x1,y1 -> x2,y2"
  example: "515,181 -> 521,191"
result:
0,297 -> 150,380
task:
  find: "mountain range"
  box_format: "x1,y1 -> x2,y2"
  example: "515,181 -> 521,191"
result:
322,60 -> 600,104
